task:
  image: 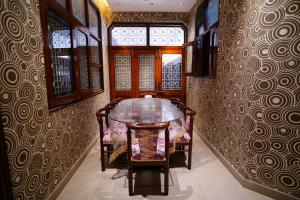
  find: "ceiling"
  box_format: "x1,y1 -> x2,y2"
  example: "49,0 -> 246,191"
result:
106,0 -> 196,12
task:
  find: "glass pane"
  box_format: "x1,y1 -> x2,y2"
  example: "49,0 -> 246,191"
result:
150,27 -> 184,46
90,37 -> 100,64
56,0 -> 66,8
111,27 -> 147,46
72,0 -> 86,25
88,2 -> 99,37
92,67 -> 101,92
139,54 -> 155,91
114,54 -> 132,91
162,54 -> 182,90
77,31 -> 90,91
205,0 -> 219,29
47,10 -> 74,96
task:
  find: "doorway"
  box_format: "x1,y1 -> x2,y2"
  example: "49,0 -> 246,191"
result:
109,48 -> 186,102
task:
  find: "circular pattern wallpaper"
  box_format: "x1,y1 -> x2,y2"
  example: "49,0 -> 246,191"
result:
187,0 -> 300,198
0,0 -> 110,199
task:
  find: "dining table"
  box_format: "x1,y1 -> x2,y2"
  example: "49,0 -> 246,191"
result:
108,97 -> 184,179
109,98 -> 183,124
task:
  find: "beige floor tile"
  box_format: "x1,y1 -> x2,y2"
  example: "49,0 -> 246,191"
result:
57,133 -> 273,200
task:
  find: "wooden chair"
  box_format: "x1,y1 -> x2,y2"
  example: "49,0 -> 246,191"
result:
96,102 -> 127,171
126,122 -> 170,196
169,104 -> 196,170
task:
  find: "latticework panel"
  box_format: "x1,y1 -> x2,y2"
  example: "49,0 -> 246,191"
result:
162,54 -> 182,90
92,67 -> 101,92
77,31 -> 89,91
150,27 -> 184,46
90,37 -> 100,64
114,54 -> 132,91
111,27 -> 147,46
139,54 -> 155,91
48,10 -> 74,96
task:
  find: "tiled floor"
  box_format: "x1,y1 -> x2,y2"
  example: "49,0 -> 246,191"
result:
57,133 -> 273,200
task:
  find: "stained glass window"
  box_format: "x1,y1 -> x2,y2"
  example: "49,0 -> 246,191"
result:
139,54 -> 155,91
90,36 -> 101,64
162,54 -> 182,90
88,2 -> 99,37
111,27 -> 147,46
47,10 -> 74,96
77,31 -> 89,90
114,54 -> 132,91
150,27 -> 184,46
92,67 -> 101,92
72,0 -> 86,25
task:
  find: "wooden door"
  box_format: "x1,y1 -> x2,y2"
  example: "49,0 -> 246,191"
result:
110,48 -> 186,102
134,50 -> 158,97
109,49 -> 135,99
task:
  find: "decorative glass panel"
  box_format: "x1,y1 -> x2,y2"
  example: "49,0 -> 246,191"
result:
139,54 -> 155,91
72,0 -> 86,25
150,27 -> 184,46
56,0 -> 66,8
77,31 -> 89,90
111,27 -> 147,46
92,67 -> 101,91
90,37 -> 100,64
162,54 -> 182,90
88,2 -> 99,37
114,54 -> 132,91
47,10 -> 74,96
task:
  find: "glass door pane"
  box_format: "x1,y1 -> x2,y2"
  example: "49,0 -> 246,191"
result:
47,10 -> 74,97
162,54 -> 182,90
77,30 -> 90,91
138,54 -> 155,91
114,54 -> 132,91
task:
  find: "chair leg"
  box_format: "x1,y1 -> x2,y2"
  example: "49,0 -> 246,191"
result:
188,143 -> 192,170
128,167 -> 133,196
164,167 -> 169,195
100,145 -> 105,171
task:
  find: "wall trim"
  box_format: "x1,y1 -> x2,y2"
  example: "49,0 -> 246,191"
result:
196,130 -> 299,200
47,137 -> 98,200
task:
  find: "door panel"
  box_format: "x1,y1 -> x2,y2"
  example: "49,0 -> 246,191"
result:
135,50 -> 158,97
157,49 -> 186,102
114,54 -> 132,91
161,54 -> 182,91
138,54 -> 155,91
110,48 -> 186,102
110,49 -> 134,99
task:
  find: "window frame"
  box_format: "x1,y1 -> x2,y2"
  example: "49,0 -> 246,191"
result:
108,23 -> 187,101
40,0 -> 104,111
108,23 -> 187,48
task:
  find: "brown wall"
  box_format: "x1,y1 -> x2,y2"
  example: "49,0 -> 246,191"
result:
187,0 -> 300,199
0,0 -> 110,199
111,12 -> 190,25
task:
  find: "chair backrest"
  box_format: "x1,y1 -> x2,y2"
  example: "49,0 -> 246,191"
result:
179,106 -> 196,133
96,101 -> 120,140
126,122 -> 170,165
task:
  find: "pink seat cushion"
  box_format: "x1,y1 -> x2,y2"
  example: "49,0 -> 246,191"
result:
102,118 -> 127,143
169,120 -> 191,143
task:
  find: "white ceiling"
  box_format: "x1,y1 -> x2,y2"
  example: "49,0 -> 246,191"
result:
107,0 -> 196,12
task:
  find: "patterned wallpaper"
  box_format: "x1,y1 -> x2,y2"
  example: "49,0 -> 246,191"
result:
0,0 -> 110,199
187,0 -> 300,199
112,12 -> 190,25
